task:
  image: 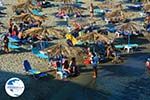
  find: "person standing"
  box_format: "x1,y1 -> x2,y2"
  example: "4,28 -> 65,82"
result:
91,52 -> 99,78
90,3 -> 94,18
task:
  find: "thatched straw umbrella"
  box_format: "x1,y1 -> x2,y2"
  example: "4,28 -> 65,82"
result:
23,27 -> 65,39
117,22 -> 144,44
77,32 -> 110,43
98,1 -> 123,10
106,9 -> 135,23
143,3 -> 150,13
105,10 -> 127,22
59,4 -> 86,15
69,17 -> 98,29
12,0 -> 41,13
117,22 -> 143,33
52,0 -> 73,4
11,13 -> 47,22
43,42 -> 84,57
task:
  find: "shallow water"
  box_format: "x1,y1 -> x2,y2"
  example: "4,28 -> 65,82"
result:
90,53 -> 150,100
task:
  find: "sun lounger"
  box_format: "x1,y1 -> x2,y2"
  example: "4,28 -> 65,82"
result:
94,8 -> 105,17
23,60 -> 47,79
124,44 -> 139,48
8,36 -> 20,43
32,48 -> 48,59
127,5 -> 142,11
31,10 -> 44,16
114,45 -> 124,49
8,42 -> 20,49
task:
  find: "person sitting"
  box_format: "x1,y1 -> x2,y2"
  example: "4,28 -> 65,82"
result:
62,60 -> 71,77
56,10 -> 66,19
11,25 -> 19,37
74,11 -> 82,18
3,35 -> 9,53
69,57 -> 79,76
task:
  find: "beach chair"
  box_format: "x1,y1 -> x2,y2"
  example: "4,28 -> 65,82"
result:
8,42 -> 20,49
23,60 -> 47,79
114,45 -> 125,49
8,36 -> 20,43
127,4 -> 143,11
31,9 -> 44,16
32,48 -> 49,59
124,44 -> 139,53
94,8 -> 105,17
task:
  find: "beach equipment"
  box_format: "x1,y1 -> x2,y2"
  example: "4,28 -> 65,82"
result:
94,7 -> 105,17
98,1 -> 123,11
65,33 -> 78,45
59,4 -> 86,16
23,27 -> 65,39
23,60 -> 47,79
143,3 -> 150,13
32,47 -> 49,59
11,13 -> 47,22
31,41 -> 49,59
105,10 -> 126,23
31,9 -> 44,16
12,0 -> 41,13
77,32 -> 110,43
127,4 -> 143,11
52,0 -> 73,4
42,42 -> 84,57
117,22 -> 142,52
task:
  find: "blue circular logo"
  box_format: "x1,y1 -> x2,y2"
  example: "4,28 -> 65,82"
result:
5,77 -> 25,97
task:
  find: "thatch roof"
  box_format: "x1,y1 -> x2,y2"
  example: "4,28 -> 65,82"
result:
43,42 -> 84,57
117,22 -> 144,32
52,0 -> 73,3
98,1 -> 123,10
69,18 -> 98,28
23,27 -> 65,39
11,13 -> 47,22
59,4 -> 86,15
77,32 -> 110,43
143,3 -> 150,12
12,0 -> 41,12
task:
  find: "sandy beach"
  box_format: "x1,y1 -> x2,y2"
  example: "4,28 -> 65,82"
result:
0,0 -> 150,100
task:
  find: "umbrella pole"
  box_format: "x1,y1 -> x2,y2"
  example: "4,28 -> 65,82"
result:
128,34 -> 130,45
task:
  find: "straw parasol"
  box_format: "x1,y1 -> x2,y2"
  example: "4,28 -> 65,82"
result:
59,4 -> 86,15
43,42 -> 84,57
11,13 -> 47,22
52,0 -> 73,3
117,22 -> 144,45
69,17 -> 98,29
12,0 -> 41,13
117,22 -> 144,33
23,27 -> 65,39
98,1 -> 123,10
143,3 -> 150,12
77,32 -> 110,43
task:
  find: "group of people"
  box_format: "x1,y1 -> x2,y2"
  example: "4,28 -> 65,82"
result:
49,55 -> 80,79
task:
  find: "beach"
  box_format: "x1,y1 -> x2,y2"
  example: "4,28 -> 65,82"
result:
0,0 -> 150,100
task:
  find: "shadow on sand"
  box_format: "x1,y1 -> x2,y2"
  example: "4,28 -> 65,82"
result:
0,70 -> 108,100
